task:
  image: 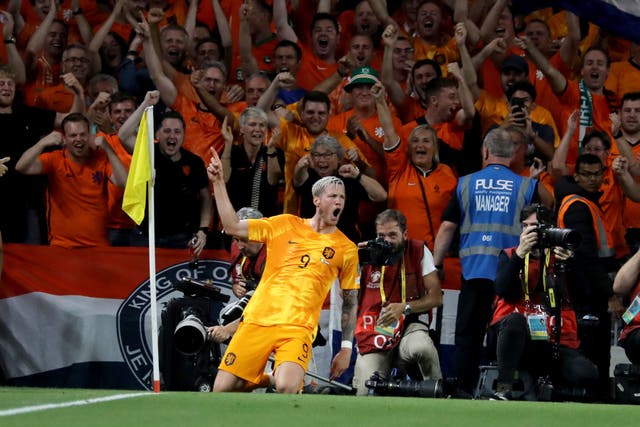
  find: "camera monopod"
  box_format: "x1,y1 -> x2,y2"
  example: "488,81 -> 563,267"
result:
268,356 -> 353,392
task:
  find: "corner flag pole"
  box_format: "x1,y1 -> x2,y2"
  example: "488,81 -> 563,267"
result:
144,107 -> 161,393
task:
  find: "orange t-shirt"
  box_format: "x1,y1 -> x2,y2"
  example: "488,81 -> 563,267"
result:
397,95 -> 428,125
22,56 -> 62,107
231,34 -> 279,83
297,44 -> 338,91
327,110 -> 399,182
34,83 -> 76,113
100,133 -> 135,230
39,148 -> 112,248
412,36 -> 459,76
384,139 -> 457,250
519,168 -> 555,206
531,52 -> 573,119
605,60 -> 640,104
398,119 -> 465,152
599,159 -> 629,259
552,80 -> 614,165
171,93 -> 225,164
20,0 -> 103,44
613,138 -> 640,229
174,72 -> 199,104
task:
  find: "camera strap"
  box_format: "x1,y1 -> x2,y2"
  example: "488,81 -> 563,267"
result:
415,166 -> 436,247
522,251 -> 551,303
379,257 -> 406,305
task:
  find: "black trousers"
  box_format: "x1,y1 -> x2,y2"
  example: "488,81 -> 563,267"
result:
492,312 -> 598,389
454,278 -> 495,392
576,308 -> 611,399
621,328 -> 640,365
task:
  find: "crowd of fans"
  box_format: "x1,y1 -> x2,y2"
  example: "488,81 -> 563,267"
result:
2,0 -> 640,399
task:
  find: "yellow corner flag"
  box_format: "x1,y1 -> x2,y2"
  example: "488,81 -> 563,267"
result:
122,109 -> 152,225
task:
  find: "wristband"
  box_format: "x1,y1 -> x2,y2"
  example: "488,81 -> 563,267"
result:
126,50 -> 138,57
341,340 -> 353,350
355,171 -> 363,181
72,8 -> 83,16
434,264 -> 443,270
266,150 -> 278,158
271,103 -> 284,111
4,37 -> 15,45
198,227 -> 209,234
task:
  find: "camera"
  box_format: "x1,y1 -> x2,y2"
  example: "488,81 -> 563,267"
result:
535,224 -> 581,249
172,276 -> 230,355
160,276 -> 229,391
219,290 -> 254,326
365,372 -> 443,398
358,237 -> 395,265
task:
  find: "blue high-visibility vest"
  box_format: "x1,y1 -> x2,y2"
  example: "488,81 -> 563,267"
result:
457,164 -> 537,281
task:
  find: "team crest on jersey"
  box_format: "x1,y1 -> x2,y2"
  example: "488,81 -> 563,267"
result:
116,259 -> 232,390
323,247 -> 335,259
367,269 -> 381,288
224,353 -> 237,366
92,171 -> 104,185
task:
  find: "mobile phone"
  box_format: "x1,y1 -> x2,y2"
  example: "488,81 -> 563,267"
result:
510,97 -> 526,108
510,97 -> 527,125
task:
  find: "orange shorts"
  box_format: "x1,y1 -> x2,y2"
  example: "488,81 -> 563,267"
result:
218,322 -> 314,385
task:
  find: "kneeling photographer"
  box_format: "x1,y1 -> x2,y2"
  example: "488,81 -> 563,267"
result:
208,208 -> 266,343
489,204 -> 597,400
159,208 -> 265,390
352,209 -> 443,396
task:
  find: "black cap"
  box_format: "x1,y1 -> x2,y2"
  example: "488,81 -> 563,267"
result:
501,55 -> 529,75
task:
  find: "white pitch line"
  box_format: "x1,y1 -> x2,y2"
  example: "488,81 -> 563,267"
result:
0,392 -> 153,417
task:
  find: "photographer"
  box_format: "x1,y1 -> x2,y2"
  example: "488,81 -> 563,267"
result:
613,249 -> 640,365
352,209 -> 442,396
490,204 -> 597,400
208,208 -> 266,343
555,153 -> 625,398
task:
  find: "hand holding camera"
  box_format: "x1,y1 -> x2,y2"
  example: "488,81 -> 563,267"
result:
515,224 -> 538,258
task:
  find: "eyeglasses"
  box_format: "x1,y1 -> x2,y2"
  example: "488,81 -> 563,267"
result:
63,57 -> 89,64
310,152 -> 336,159
393,48 -> 415,55
582,146 -> 606,153
577,169 -> 604,179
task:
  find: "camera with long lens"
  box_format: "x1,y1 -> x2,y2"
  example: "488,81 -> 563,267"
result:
365,372 -> 443,398
160,275 -> 229,391
535,224 -> 581,249
358,237 -> 395,265
534,206 -> 581,249
172,276 -> 230,355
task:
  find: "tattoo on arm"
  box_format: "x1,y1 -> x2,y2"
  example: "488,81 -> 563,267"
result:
340,289 -> 359,342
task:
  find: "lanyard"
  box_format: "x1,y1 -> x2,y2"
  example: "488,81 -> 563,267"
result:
238,256 -> 248,279
379,257 -> 406,305
523,251 -> 551,304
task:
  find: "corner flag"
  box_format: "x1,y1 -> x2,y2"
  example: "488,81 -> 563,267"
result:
122,109 -> 152,225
